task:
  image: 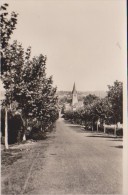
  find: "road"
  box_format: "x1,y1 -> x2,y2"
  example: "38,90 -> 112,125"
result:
1,118 -> 123,194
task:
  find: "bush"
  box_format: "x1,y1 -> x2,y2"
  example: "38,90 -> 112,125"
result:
29,125 -> 46,140
116,128 -> 123,136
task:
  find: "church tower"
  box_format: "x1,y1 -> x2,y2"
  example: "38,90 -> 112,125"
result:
72,82 -> 78,109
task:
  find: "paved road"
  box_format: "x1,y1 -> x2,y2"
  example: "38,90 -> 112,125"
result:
27,118 -> 123,194
2,118 -> 123,194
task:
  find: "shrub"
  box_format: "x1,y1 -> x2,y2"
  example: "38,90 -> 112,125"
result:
29,125 -> 46,140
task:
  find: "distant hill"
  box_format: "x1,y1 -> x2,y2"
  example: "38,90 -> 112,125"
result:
57,90 -> 107,99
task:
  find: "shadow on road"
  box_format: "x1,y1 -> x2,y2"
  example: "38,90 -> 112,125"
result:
110,145 -> 123,149
107,139 -> 123,141
67,126 -> 86,133
64,122 -> 86,133
65,124 -> 81,127
86,135 -> 118,139
64,121 -> 123,141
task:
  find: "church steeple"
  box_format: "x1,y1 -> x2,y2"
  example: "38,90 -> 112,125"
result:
72,82 -> 77,94
72,82 -> 78,108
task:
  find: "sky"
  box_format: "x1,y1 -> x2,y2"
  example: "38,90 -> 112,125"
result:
1,0 -> 127,92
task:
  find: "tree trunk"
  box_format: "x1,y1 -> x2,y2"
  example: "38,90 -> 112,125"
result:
24,118 -> 28,128
114,124 -> 117,136
23,134 -> 26,141
92,125 -> 93,131
41,121 -> 43,132
97,122 -> 99,132
5,108 -> 9,149
91,121 -> 93,131
104,122 -> 106,133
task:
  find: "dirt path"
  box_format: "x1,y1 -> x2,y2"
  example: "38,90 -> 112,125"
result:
1,118 -> 123,194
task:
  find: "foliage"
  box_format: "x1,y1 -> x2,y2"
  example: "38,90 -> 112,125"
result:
64,80 -> 123,131
0,3 -> 18,73
59,96 -> 72,105
1,41 -> 25,106
107,80 -> 123,123
29,124 -> 47,140
83,94 -> 99,106
1,4 -> 59,143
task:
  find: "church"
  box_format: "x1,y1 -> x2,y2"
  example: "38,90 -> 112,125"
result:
71,82 -> 83,110
64,82 -> 84,111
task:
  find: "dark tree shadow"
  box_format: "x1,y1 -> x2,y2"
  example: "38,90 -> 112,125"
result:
110,145 -> 123,149
107,139 -> 123,141
86,135 -> 118,139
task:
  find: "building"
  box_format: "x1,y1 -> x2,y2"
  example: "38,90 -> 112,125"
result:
71,82 -> 84,111
72,82 -> 78,110
62,82 -> 84,112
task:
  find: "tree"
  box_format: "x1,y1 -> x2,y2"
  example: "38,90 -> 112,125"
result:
107,80 -> 123,124
0,3 -> 17,44
2,41 -> 25,107
83,94 -> 99,106
35,75 -> 58,131
1,3 -> 59,144
16,53 -> 58,132
90,97 -> 113,131
15,54 -> 46,120
1,3 -> 18,149
1,41 -> 27,144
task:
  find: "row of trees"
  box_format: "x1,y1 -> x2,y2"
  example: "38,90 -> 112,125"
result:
64,80 -> 123,134
1,4 -> 59,148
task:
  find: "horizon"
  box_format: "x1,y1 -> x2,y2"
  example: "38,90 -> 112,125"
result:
57,89 -> 107,92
